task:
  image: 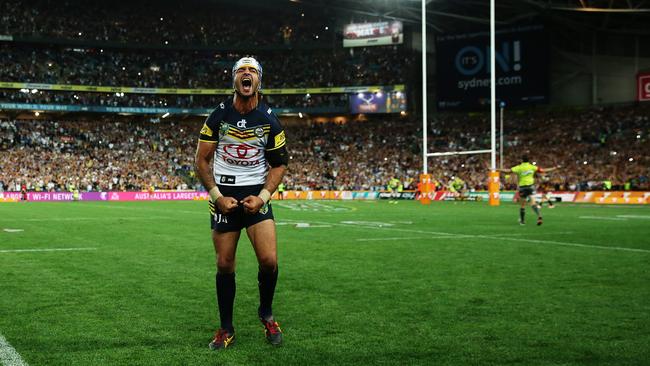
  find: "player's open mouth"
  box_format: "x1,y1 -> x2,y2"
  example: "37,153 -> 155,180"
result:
241,77 -> 252,92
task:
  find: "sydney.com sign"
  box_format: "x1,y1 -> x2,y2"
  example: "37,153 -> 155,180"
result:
435,25 -> 549,110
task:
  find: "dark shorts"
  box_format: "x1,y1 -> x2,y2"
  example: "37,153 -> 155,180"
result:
518,185 -> 536,199
209,184 -> 274,232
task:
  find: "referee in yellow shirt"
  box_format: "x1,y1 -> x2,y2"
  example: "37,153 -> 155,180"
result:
499,156 -> 559,226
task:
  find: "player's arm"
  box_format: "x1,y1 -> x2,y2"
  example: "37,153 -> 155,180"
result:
194,140 -> 217,193
496,168 -> 512,173
195,110 -> 238,213
539,165 -> 560,173
195,141 -> 239,213
262,146 -> 289,197
194,140 -> 238,214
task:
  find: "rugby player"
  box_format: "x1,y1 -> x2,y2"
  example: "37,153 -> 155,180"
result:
194,57 -> 288,350
498,156 -> 558,225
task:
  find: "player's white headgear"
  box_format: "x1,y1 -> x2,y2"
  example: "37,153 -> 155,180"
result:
232,57 -> 262,90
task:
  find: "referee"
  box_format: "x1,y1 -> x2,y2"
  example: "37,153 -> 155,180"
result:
195,57 -> 288,350
499,155 -> 558,226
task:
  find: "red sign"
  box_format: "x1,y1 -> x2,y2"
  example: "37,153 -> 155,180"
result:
638,73 -> 650,102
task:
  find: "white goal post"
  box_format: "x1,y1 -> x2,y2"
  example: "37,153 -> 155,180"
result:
421,0 -> 497,173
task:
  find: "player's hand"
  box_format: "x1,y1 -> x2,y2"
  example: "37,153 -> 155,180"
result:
241,195 -> 265,215
216,196 -> 238,214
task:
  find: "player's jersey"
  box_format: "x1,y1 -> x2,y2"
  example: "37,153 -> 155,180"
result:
511,162 -> 538,187
198,98 -> 286,186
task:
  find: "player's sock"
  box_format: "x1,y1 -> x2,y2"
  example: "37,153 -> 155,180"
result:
216,272 -> 236,333
519,208 -> 525,223
532,204 -> 541,217
258,267 -> 278,321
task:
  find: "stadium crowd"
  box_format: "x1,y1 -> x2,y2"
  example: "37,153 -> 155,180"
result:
0,44 -> 412,89
1,105 -> 648,193
0,0 -> 337,47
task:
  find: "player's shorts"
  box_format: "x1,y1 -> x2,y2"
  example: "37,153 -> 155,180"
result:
209,184 -> 274,232
518,185 -> 536,199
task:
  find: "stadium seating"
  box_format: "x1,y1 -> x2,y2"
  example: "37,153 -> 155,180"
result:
1,105 -> 648,192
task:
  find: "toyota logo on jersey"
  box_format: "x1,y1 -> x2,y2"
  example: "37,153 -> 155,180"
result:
223,144 -> 262,160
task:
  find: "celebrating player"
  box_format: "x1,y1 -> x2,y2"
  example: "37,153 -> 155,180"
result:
194,57 -> 288,350
498,156 -> 558,225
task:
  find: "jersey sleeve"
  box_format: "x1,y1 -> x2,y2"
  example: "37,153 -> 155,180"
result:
198,106 -> 225,143
264,108 -> 289,167
511,165 -> 520,174
265,110 -> 286,151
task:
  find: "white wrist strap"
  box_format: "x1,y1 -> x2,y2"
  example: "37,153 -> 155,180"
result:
209,186 -> 223,201
258,189 -> 272,204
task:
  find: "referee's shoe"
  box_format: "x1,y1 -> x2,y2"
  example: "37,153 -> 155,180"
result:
260,315 -> 283,346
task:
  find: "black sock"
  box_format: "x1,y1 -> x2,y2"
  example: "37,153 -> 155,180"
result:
216,272 -> 236,333
258,267 -> 279,321
519,208 -> 525,222
532,204 -> 541,217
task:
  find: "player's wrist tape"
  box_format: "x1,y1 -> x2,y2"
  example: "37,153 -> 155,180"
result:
209,186 -> 223,202
258,189 -> 272,204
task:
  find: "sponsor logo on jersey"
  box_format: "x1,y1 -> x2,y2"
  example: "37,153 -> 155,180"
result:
221,143 -> 264,167
254,127 -> 265,138
219,122 -> 229,139
236,119 -> 247,128
220,175 -> 236,184
200,123 -> 213,137
274,131 -> 286,147
223,143 -> 262,160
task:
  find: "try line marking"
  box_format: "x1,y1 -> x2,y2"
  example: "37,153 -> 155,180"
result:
281,219 -> 650,254
0,248 -> 97,254
0,332 -> 28,366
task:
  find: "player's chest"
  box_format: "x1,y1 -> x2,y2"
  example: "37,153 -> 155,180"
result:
216,115 -> 270,144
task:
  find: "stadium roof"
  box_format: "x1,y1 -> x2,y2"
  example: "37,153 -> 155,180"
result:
253,0 -> 650,35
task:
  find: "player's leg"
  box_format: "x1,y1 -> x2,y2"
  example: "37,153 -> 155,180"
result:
546,193 -> 555,208
519,190 -> 527,224
246,219 -> 283,345
529,195 -> 543,225
210,229 -> 240,349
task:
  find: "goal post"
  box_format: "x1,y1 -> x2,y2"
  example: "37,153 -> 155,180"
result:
420,0 -> 500,206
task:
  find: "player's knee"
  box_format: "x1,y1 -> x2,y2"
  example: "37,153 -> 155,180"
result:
258,257 -> 277,272
217,257 -> 236,273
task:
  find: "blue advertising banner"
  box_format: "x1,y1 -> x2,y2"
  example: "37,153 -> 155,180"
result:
435,25 -> 548,110
349,91 -> 406,114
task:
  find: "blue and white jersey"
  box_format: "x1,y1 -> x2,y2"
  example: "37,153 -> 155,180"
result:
198,98 -> 286,186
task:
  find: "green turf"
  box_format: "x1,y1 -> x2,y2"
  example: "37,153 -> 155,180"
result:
1,200 -> 649,366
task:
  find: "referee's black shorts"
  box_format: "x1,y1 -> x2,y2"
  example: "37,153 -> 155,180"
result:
518,185 -> 536,199
209,184 -> 274,233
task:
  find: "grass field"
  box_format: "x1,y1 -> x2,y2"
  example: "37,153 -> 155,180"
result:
1,199 -> 649,366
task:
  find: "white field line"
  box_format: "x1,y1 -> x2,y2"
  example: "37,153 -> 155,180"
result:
579,216 -> 627,221
0,248 -> 97,254
0,216 -> 171,222
0,332 -> 28,366
281,219 -> 650,254
476,235 -> 650,254
357,236 -> 431,241
617,215 -> 650,219
495,231 -> 575,237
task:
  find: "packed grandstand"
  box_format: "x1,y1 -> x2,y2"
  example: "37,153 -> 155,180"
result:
1,0 -> 649,196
